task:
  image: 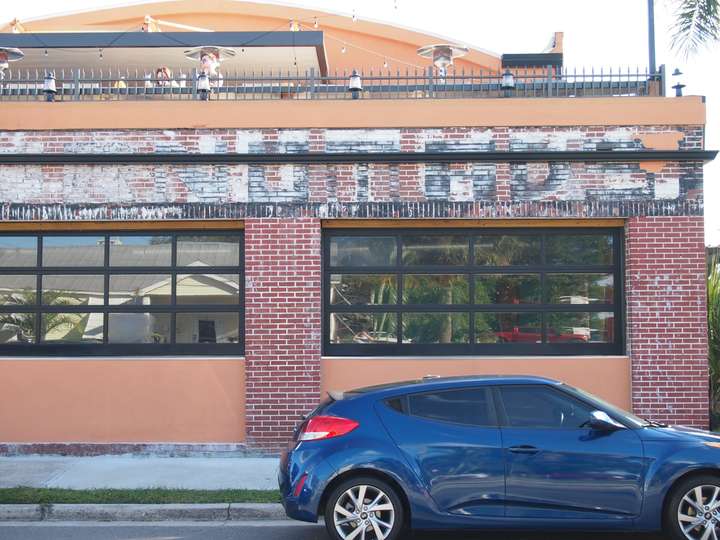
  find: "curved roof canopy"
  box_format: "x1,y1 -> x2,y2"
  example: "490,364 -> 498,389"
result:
0,0 -> 502,74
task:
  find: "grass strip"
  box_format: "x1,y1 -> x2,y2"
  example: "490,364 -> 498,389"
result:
0,487 -> 281,505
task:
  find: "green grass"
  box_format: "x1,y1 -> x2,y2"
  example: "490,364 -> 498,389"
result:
0,487 -> 281,505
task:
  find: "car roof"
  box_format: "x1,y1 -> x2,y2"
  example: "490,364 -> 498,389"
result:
343,375 -> 562,397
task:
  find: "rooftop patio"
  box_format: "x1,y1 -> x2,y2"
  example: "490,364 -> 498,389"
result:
0,65 -> 665,101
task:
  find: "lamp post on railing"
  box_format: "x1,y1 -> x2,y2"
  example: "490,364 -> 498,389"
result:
43,72 -> 56,102
348,70 -> 362,100
501,69 -> 515,97
197,71 -> 210,101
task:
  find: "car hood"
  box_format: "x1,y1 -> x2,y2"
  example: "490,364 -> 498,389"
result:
639,424 -> 720,443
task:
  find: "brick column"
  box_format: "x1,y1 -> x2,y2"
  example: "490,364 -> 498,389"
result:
626,216 -> 709,427
244,218 -> 322,450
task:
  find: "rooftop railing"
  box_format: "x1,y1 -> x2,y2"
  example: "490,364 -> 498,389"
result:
0,65 -> 666,101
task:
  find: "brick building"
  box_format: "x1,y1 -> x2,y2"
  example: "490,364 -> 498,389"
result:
0,1 -> 715,453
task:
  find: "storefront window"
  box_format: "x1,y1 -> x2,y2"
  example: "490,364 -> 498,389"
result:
0,231 -> 243,355
324,229 -> 622,356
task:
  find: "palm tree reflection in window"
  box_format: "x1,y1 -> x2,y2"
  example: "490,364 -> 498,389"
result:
0,289 -> 83,343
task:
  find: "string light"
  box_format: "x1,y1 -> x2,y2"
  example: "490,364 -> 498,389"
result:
44,49 -> 48,56
383,59 -> 388,69
99,48 -> 103,59
313,17 -> 318,28
352,11 -> 357,22
341,45 -> 347,54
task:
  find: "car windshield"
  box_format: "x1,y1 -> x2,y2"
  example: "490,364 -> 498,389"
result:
562,384 -> 649,428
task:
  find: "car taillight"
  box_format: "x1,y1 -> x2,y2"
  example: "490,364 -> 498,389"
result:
298,415 -> 359,442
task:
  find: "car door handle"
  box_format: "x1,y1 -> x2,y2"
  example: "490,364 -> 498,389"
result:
508,445 -> 540,455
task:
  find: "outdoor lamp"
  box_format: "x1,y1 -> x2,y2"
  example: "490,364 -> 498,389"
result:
43,72 -> 57,102
501,69 -> 515,90
197,71 -> 210,100
348,70 -> 362,99
672,68 -> 685,97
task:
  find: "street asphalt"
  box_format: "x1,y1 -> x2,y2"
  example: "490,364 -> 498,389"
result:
0,521 -> 666,540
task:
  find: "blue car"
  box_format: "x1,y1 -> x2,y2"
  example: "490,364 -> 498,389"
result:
279,375 -> 720,540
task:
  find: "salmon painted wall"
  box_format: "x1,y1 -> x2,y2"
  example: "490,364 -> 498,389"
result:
0,359 -> 245,443
321,357 -> 632,410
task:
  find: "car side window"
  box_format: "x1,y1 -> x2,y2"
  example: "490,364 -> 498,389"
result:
406,387 -> 496,427
498,385 -> 594,429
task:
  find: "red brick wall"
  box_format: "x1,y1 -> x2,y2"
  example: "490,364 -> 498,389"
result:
626,216 -> 709,427
244,218 -> 322,450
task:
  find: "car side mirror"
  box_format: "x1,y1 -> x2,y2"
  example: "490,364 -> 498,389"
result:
587,410 -> 624,431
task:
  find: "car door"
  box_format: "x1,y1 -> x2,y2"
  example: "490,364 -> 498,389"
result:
495,384 -> 645,521
377,385 -> 505,517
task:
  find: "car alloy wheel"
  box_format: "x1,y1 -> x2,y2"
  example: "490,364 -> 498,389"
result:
677,484 -> 720,540
326,478 -> 403,540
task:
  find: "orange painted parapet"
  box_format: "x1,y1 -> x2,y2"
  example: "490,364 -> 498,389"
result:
0,97 -> 705,131
321,356 -> 632,411
636,131 -> 685,150
0,359 -> 245,443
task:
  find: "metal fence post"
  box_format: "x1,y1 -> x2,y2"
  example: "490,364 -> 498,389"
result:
73,69 -> 80,101
546,64 -> 553,97
427,66 -> 435,98
191,68 -> 198,99
658,64 -> 666,97
309,67 -> 316,99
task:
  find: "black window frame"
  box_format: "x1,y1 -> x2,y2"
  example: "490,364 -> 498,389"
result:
0,230 -> 244,356
323,228 -> 624,356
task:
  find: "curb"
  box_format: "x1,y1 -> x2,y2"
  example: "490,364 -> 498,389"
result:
0,503 -> 288,522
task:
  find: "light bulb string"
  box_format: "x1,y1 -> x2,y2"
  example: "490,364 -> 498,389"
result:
297,21 -> 425,71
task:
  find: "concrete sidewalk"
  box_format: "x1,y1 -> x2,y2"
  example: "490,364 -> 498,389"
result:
0,456 -> 280,490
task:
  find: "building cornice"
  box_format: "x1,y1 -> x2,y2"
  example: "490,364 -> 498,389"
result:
1,150 -> 715,165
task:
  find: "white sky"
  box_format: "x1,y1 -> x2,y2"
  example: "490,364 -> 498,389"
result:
6,0 -> 719,244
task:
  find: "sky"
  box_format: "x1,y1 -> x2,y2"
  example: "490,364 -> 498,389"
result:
5,0 -> 719,244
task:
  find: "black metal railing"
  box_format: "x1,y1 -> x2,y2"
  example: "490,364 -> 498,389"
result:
0,65 -> 666,101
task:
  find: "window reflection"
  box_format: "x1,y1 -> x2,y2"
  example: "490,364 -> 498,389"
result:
0,276 -> 37,306
475,313 -> 542,344
329,313 -> 397,344
41,312 -> 104,343
475,274 -> 540,304
42,275 -> 104,306
176,274 -> 240,305
0,237 -> 37,267
402,313 -> 469,344
329,274 -> 397,305
330,237 -> 396,267
43,236 -> 104,267
546,273 -> 614,304
108,313 -> 171,344
475,235 -> 541,266
0,313 -> 35,343
109,236 -> 172,267
403,274 -> 468,304
402,236 -> 468,266
109,274 -> 171,306
177,235 -> 241,266
547,312 -> 614,343
175,312 -> 240,343
546,235 -> 613,265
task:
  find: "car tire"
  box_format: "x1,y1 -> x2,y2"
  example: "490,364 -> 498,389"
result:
324,475 -> 405,540
664,474 -> 720,540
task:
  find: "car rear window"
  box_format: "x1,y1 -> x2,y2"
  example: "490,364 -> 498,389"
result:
386,387 -> 496,427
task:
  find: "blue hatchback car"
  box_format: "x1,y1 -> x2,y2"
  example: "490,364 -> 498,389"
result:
279,376 -> 720,540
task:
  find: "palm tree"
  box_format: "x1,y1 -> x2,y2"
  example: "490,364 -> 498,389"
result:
708,253 -> 720,427
0,289 -> 82,341
671,0 -> 720,56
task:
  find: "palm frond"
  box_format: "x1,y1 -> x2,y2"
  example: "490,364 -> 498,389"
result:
671,0 -> 720,56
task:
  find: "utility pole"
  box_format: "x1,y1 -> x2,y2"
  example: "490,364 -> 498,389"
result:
648,0 -> 657,74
